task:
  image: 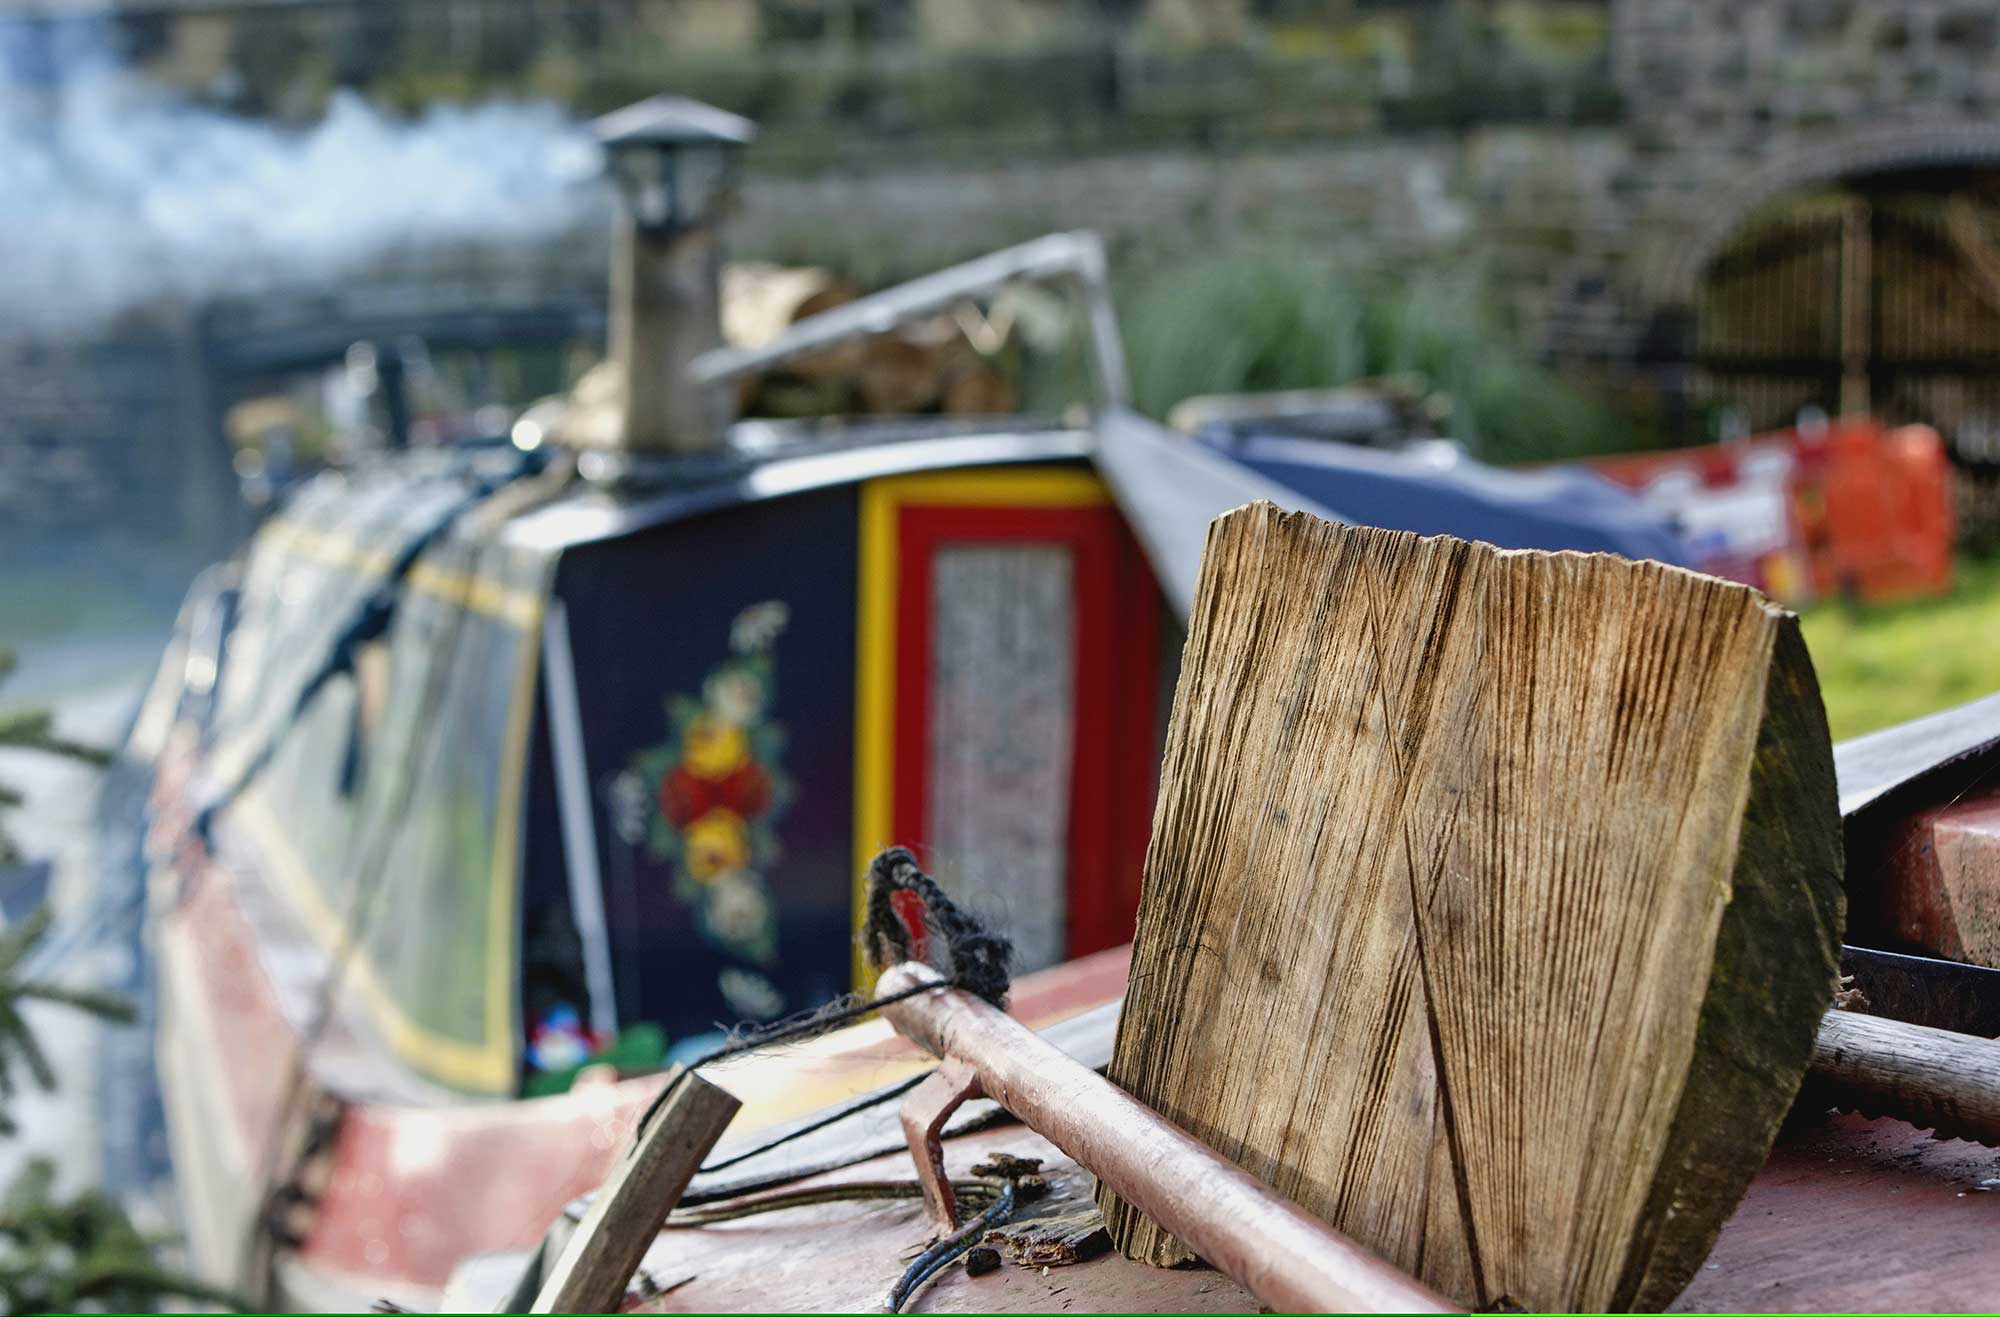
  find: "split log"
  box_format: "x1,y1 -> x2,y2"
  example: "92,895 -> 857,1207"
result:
1806,1009 -> 2000,1146
1100,504 -> 1845,1313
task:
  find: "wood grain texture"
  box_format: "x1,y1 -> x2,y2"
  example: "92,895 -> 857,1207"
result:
531,1067 -> 740,1313
1099,504 -> 1844,1312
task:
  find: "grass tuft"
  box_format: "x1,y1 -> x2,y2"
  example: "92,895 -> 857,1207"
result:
1800,556 -> 2000,742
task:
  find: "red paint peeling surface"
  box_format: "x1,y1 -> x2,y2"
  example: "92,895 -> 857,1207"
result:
157,859 -> 1127,1290
157,836 -> 1999,1311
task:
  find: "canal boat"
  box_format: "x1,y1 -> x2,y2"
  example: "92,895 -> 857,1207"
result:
105,95 -> 1994,1311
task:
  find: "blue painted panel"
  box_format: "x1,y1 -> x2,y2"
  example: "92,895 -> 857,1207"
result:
545,486 -> 859,1059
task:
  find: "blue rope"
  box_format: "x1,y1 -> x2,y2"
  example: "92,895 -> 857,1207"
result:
882,1179 -> 1020,1313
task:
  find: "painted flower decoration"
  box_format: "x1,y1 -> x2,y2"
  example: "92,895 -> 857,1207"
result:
627,602 -> 793,973
682,809 -> 751,883
659,757 -> 773,829
527,1004 -> 603,1073
718,966 -> 784,1022
681,711 -> 751,779
706,872 -> 773,951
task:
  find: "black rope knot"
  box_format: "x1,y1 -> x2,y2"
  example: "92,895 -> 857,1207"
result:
862,847 -> 1014,1007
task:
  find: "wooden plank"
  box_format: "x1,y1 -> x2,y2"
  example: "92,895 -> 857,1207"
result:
597,1113 -> 2000,1315
633,1125 -> 1263,1314
1101,504 -> 1844,1312
530,1067 -> 740,1313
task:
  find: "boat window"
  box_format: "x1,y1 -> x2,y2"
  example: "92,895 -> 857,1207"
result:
213,467 -> 550,1095
856,466 -> 1164,987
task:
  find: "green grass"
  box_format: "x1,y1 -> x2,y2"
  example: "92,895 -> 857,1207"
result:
1799,556 -> 2000,743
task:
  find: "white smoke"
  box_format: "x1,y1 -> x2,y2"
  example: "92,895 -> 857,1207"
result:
0,19 -> 606,335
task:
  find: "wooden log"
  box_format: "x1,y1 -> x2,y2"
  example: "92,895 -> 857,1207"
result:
1804,1008 -> 2000,1146
530,1068 -> 739,1314
877,962 -> 1455,1314
1100,503 -> 1845,1313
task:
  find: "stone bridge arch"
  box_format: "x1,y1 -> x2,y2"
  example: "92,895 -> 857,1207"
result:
1641,121 -> 2000,315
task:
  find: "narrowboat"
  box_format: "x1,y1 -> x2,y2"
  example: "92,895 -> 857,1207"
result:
106,95 -> 1999,1311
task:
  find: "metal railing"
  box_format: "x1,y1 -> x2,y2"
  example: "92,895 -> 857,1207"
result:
688,230 -> 1131,414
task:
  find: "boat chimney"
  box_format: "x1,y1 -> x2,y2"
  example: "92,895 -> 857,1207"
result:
590,94 -> 757,455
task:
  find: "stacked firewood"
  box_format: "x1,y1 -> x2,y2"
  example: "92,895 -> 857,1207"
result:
721,263 -> 1019,419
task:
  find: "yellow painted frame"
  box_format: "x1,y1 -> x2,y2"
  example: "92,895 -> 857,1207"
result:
849,465 -> 1111,989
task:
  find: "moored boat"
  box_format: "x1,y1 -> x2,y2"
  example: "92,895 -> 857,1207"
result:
106,94 -> 2000,1312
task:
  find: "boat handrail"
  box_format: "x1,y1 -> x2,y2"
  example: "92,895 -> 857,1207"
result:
688,230 -> 1131,413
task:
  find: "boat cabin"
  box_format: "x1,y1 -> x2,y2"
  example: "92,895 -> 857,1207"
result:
199,422 -> 1170,1100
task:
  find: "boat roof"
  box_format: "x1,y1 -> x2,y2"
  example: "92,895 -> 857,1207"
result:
502,417 -> 1094,554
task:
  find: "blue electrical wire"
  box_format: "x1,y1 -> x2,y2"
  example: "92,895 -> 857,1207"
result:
882,1178 -> 1019,1313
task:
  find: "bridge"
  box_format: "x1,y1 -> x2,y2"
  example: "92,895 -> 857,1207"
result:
0,244 -> 607,565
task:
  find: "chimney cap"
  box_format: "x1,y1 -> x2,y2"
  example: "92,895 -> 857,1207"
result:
592,95 -> 758,150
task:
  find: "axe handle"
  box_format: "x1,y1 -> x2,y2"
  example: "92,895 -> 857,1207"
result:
1808,1008 -> 2000,1146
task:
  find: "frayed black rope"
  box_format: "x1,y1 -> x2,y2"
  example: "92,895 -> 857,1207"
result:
863,847 -> 1013,1007
632,848 -> 1015,1155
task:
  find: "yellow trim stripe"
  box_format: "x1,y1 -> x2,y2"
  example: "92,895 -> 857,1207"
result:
852,481 -> 898,991
262,518 -> 541,628
236,792 -> 513,1091
261,519 -> 395,576
849,466 -> 1111,990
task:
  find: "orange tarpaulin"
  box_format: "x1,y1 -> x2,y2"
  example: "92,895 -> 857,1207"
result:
1586,419 -> 1954,604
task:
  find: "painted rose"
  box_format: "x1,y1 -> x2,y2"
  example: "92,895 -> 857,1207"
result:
681,710 -> 750,779
681,808 -> 750,882
627,601 -> 791,968
660,760 -> 772,828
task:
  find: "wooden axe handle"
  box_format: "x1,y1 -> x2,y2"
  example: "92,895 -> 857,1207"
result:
1808,1008 -> 2000,1146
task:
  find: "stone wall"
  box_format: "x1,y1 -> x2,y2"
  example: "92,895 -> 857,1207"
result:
733,134 -> 1477,282
105,0 -> 1616,142
1590,0 -> 2000,359
30,0 -> 2000,379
